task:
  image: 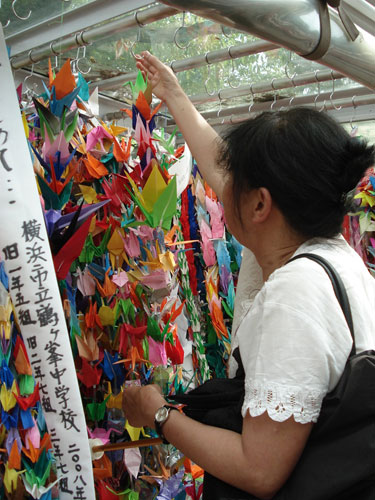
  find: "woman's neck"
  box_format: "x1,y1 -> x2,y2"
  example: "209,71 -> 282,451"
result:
250,220 -> 307,282
256,242 -> 305,282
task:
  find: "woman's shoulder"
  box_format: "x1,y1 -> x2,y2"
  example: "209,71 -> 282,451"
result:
266,236 -> 374,298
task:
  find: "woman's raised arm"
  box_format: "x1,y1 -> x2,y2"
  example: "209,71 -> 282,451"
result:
136,51 -> 226,200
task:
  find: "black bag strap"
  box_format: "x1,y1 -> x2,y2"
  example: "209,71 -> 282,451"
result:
287,253 -> 356,357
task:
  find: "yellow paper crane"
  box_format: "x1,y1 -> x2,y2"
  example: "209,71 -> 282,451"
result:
0,380 -> 17,412
107,228 -> 125,269
142,162 -> 168,212
3,464 -> 25,494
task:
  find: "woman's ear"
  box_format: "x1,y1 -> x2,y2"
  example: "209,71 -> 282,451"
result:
251,187 -> 273,223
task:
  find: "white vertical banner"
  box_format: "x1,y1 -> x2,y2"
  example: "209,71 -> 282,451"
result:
0,27 -> 95,499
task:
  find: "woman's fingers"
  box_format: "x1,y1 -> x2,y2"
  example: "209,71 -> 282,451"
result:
141,51 -> 164,70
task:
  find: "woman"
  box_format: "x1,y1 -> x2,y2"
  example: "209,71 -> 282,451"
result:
123,52 -> 375,499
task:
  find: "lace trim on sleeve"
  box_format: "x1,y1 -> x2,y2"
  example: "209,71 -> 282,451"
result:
243,379 -> 326,424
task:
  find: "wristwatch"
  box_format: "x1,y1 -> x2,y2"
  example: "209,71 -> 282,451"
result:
154,405 -> 178,444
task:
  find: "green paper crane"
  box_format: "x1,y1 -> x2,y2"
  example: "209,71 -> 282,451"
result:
123,71 -> 148,102
23,449 -> 51,489
153,127 -> 179,155
37,175 -> 73,210
34,99 -> 78,143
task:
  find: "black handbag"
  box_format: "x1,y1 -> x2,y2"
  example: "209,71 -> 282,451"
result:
173,253 -> 375,499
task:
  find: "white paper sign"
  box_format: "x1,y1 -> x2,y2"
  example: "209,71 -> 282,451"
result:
0,26 -> 95,499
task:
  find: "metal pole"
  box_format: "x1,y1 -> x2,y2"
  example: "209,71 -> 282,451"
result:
205,94 -> 375,128
10,4 -> 179,69
160,0 -> 375,89
189,69 -> 345,106
103,67 -> 348,120
93,39 -> 278,91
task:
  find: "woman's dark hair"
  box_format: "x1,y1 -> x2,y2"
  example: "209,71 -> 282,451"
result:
217,107 -> 375,239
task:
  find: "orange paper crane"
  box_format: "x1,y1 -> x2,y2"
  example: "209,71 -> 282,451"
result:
85,300 -> 103,329
94,269 -> 118,298
50,59 -> 76,99
8,441 -> 21,470
22,432 -> 52,464
114,346 -> 151,377
139,450 -> 172,484
83,153 -> 108,179
112,136 -> 132,163
13,336 -> 32,376
75,330 -> 100,362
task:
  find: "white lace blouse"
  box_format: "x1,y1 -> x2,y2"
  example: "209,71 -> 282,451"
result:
228,236 -> 375,424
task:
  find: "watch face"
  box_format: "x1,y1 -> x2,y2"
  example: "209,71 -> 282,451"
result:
155,406 -> 169,424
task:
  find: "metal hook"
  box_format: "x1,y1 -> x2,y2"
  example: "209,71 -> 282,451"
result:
284,50 -> 297,80
128,16 -> 144,60
204,53 -> 216,96
129,38 -> 138,59
76,46 -> 91,75
134,10 -> 144,28
248,83 -> 255,114
23,64 -> 37,98
216,90 -> 225,124
221,24 -> 231,38
1,18 -> 10,28
313,70 -> 325,112
350,96 -> 358,136
329,71 -> 342,111
271,93 -> 277,111
285,57 -> 297,107
174,11 -> 191,50
227,48 -> 240,89
12,0 -> 31,20
270,78 -> 277,111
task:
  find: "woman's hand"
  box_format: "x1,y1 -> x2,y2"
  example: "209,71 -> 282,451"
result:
122,383 -> 166,428
135,51 -> 182,103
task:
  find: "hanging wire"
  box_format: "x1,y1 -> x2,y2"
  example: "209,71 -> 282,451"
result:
11,0 -> 31,20
174,11 -> 191,50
